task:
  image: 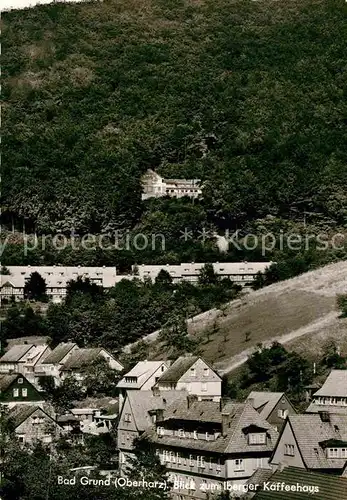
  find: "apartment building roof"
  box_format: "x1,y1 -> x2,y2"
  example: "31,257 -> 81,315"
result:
247,391 -> 287,419
41,343 -> 77,364
253,467 -> 347,500
314,370 -> 347,398
0,344 -> 34,363
275,414 -> 347,469
148,400 -> 278,454
117,360 -> 168,389
157,356 -> 199,384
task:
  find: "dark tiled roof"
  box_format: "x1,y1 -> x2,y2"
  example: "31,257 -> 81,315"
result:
254,466 -> 347,500
0,374 -> 18,391
0,344 -> 33,362
287,414 -> 347,469
9,405 -> 40,428
147,400 -> 278,454
157,356 -> 199,383
61,348 -> 102,370
245,468 -> 273,486
41,343 -> 76,364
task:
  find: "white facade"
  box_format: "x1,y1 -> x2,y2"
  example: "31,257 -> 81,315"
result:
141,170 -> 202,201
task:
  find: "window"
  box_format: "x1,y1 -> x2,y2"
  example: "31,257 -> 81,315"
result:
284,444 -> 295,456
177,452 -> 181,464
124,413 -> 132,422
178,429 -> 185,438
341,449 -> 347,458
157,427 -> 164,436
216,458 -> 221,471
249,433 -> 266,445
13,388 -> 19,397
209,458 -> 213,469
256,458 -> 263,468
278,409 -> 288,419
189,455 -> 194,466
201,383 -> 207,392
22,388 -> 27,397
193,431 -> 198,440
327,448 -> 339,458
234,459 -> 244,471
18,378 -> 23,384
190,368 -> 196,377
203,368 -> 209,377
197,456 -> 205,468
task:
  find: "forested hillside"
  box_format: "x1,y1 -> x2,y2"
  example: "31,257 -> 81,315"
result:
2,0 -> 347,264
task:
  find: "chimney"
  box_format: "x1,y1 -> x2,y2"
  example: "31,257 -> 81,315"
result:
151,385 -> 160,397
156,409 -> 164,422
247,398 -> 255,408
319,411 -> 330,423
221,412 -> 230,437
187,395 -> 198,409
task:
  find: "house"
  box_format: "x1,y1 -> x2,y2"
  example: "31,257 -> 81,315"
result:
35,342 -> 79,384
144,396 -> 278,499
1,266 -> 119,303
155,355 -> 222,402
252,466 -> 347,500
306,370 -> 347,415
270,413 -> 347,474
132,262 -> 272,286
0,373 -> 45,407
118,389 -> 185,472
60,348 -> 123,382
70,397 -> 119,435
246,392 -> 296,431
141,169 -> 202,201
117,360 -> 170,410
0,344 -> 51,381
9,404 -> 61,445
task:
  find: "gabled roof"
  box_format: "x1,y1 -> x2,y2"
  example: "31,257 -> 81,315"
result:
277,414 -> 347,470
9,404 -> 57,429
254,466 -> 347,500
124,390 -> 185,432
314,370 -> 347,398
61,348 -> 103,370
0,344 -> 34,363
41,343 -> 76,364
156,356 -> 200,383
0,374 -> 19,391
117,360 -> 168,389
72,397 -> 119,414
147,399 -> 278,454
247,391 -> 286,419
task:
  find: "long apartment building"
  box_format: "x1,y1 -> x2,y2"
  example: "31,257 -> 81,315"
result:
0,262 -> 272,303
133,262 -> 272,286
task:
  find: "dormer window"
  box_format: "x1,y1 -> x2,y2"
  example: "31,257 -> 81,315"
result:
248,433 -> 266,445
327,448 -> 338,458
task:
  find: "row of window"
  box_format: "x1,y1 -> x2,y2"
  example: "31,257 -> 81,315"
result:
161,451 -> 253,473
326,448 -> 347,458
157,427 -> 219,441
13,388 -> 27,397
314,397 -> 347,406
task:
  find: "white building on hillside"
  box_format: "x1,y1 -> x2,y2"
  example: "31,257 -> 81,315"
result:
141,169 -> 202,200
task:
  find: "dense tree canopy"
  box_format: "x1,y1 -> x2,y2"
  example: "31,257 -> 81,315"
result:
2,0 -> 347,255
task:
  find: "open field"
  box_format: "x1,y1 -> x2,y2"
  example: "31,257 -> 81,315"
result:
134,260 -> 347,371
